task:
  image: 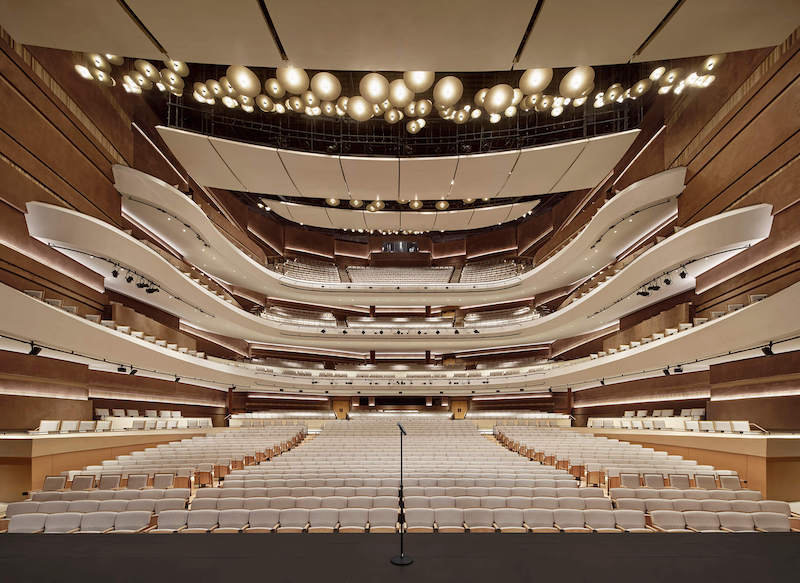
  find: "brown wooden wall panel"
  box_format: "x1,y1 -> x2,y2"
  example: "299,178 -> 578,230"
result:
572,371 -> 711,409
284,225 -> 335,259
709,394 -> 800,432
431,238 -> 466,260
335,239 -> 370,259
87,370 -> 227,408
466,226 -> 516,259
248,211 -> 284,256
0,394 -> 92,431
516,208 -> 553,255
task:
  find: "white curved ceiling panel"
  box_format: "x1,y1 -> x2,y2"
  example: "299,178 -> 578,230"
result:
398,157 -> 459,200
364,211 -> 400,231
282,203 -> 330,227
278,150 -> 348,197
157,128 -> 244,190
450,151 -> 520,198
265,0 -> 534,71
126,0 -> 283,66
340,156 -> 399,200
209,137 -> 298,195
553,130 -> 639,193
516,0 -> 674,68
401,212 -> 438,232
633,0 -> 800,62
500,141 -> 586,196
0,0 -> 162,58
469,205 -> 514,228
434,209 -> 473,231
325,207 -> 368,230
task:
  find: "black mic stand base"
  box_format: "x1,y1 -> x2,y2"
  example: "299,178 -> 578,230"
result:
390,554 -> 414,566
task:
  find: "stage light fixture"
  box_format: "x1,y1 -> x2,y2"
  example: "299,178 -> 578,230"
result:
762,342 -> 774,356
129,367 -> 138,375
28,342 -> 42,356
600,378 -> 605,386
664,277 -> 671,285
125,273 -> 134,283
674,365 -> 683,373
117,365 -> 126,373
136,280 -> 148,288
679,269 -> 687,279
663,368 -> 670,376
111,267 -> 119,278
174,376 -> 181,382
145,286 -> 158,293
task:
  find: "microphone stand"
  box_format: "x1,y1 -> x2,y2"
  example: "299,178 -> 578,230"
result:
390,422 -> 413,566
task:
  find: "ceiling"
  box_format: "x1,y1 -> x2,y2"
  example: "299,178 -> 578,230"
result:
267,200 -> 539,232
157,126 -> 640,200
1,0 -> 798,70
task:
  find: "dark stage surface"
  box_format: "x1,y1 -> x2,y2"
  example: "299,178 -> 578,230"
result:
1,533 -> 798,582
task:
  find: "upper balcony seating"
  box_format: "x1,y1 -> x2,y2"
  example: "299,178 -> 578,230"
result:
281,259 -> 341,283
346,266 -> 453,284
459,260 -> 519,283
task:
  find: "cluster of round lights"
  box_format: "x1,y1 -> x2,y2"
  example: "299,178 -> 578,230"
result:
322,196 -> 497,211
75,56 -> 724,134
74,54 -> 190,97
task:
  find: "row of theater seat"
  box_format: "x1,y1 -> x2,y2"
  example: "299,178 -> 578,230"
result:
212,485 -> 583,498
221,477 -> 577,488
30,488 -> 190,502
403,496 -> 613,510
616,498 -> 791,515
650,510 -> 797,533
6,508 -> 795,534
609,487 -> 760,501
190,496 -> 399,510
6,498 -> 186,518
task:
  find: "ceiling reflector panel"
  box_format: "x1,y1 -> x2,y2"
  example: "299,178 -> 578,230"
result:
399,157 -> 459,200
157,127 -> 244,190
450,151 -> 520,198
500,140 -> 586,196
209,137 -> 298,195
552,130 -> 639,193
469,205 -> 514,228
340,157 -> 399,200
401,212 -> 438,232
278,150 -> 349,197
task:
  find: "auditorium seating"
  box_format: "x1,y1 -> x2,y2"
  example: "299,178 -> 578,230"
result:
586,416 -> 756,433
459,260 -> 519,283
281,259 -> 341,283
29,416 -> 213,434
260,305 -> 337,328
347,266 -> 453,284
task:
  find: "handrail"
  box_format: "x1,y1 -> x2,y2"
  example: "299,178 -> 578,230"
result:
749,422 -> 769,435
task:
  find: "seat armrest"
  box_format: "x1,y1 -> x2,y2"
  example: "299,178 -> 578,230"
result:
686,527 -> 701,533
719,527 -> 734,533
650,525 -> 667,532
66,528 -> 80,534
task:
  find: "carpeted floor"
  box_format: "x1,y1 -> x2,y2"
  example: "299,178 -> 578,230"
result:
1,533 -> 798,582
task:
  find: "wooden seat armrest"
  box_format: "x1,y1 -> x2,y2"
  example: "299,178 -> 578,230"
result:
719,527 -> 734,533
686,527 -> 701,533
66,528 -> 80,534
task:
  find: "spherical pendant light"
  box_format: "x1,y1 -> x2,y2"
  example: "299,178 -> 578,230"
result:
264,78 -> 285,99
649,66 -> 666,82
87,53 -> 110,72
403,71 -> 435,93
256,94 -> 274,112
663,68 -> 683,85
135,59 -> 160,82
193,82 -> 211,99
221,95 -> 238,109
474,88 -> 489,107
435,200 -> 449,210
310,72 -> 341,101
534,94 -> 553,112
433,76 -> 463,106
220,76 -> 235,95
373,200 -> 385,210
388,79 -> 414,108
336,96 -> 349,112
484,84 -> 514,114
519,68 -> 552,94
276,64 -> 309,94
350,199 -> 363,208
359,73 -> 389,104
384,108 -> 402,124
91,68 -> 114,87
301,90 -> 319,107
512,88 -> 523,106
471,108 -> 482,119
520,94 -> 535,111
163,59 -> 189,77
702,54 -> 725,72
409,200 -> 424,210
206,79 -> 223,97
603,83 -> 623,104
406,119 -> 421,134
504,105 -> 517,118
454,109 -> 469,124
287,95 -> 303,112
404,101 -> 417,117
632,78 -> 652,97
226,65 -> 261,97
237,94 -> 253,107
160,69 -> 184,90
415,99 -> 432,117
347,96 -> 372,121
321,101 -> 337,116
326,198 -> 340,207
559,66 -> 595,99
104,54 -> 124,66
130,72 -> 151,89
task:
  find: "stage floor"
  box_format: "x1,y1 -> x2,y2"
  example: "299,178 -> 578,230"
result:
1,533 -> 797,582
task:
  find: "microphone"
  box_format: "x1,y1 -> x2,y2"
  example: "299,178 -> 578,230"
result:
397,422 -> 407,436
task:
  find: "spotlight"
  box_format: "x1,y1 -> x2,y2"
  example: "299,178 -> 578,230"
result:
117,365 -> 126,373
674,365 -> 683,373
648,283 -> 660,291
762,342 -> 774,356
28,342 -> 42,356
129,367 -> 137,375
111,268 -> 119,278
145,286 -> 158,293
600,378 -> 605,386
136,281 -> 148,288
174,376 -> 181,382
663,367 -> 670,376
679,269 -> 687,279
664,278 -> 671,285
125,273 -> 134,283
